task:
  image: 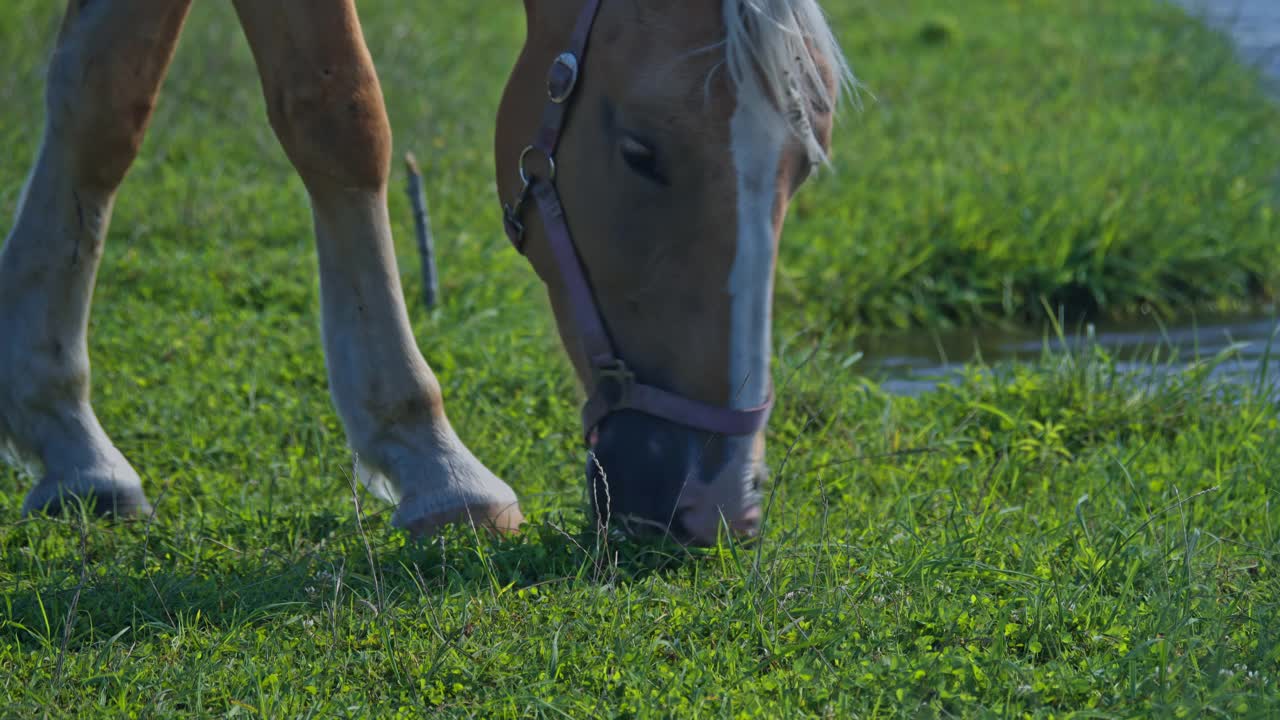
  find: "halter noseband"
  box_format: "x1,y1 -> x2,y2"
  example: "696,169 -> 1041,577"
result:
501,0 -> 773,443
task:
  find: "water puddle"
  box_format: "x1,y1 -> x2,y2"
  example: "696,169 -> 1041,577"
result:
861,313 -> 1280,395
1174,0 -> 1280,83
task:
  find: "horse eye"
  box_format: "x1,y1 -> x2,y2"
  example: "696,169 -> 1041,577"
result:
620,135 -> 667,185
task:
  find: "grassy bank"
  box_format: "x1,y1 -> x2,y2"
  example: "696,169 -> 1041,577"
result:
1,0 -> 1278,717
801,0 -> 1280,330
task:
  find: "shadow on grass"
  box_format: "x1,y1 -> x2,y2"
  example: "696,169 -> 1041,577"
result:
0,507 -> 703,650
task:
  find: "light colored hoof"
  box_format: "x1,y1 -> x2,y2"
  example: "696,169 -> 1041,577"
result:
400,501 -> 525,539
356,420 -> 525,540
22,467 -> 153,519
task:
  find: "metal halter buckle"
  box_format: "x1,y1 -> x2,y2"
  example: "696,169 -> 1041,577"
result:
593,359 -> 635,408
547,52 -> 580,104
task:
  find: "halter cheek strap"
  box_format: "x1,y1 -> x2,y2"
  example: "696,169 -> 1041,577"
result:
502,0 -> 774,443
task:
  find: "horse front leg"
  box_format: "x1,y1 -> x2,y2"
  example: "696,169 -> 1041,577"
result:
0,0 -> 192,517
231,0 -> 522,536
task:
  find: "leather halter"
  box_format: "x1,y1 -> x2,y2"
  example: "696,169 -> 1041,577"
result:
502,0 -> 773,442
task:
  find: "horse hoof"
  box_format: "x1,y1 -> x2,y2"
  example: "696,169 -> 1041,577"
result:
22,468 -> 153,519
356,419 -> 525,539
400,501 -> 525,539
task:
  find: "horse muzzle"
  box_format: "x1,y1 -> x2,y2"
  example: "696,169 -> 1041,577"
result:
586,410 -> 765,545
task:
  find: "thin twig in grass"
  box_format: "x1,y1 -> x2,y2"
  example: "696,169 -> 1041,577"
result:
405,152 -> 439,310
54,507 -> 90,686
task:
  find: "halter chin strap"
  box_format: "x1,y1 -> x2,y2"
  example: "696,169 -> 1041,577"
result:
502,0 -> 773,443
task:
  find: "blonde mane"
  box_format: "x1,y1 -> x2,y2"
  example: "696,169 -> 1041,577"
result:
723,0 -> 857,164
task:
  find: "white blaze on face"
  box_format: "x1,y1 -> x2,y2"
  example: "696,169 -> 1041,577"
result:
727,96 -> 783,409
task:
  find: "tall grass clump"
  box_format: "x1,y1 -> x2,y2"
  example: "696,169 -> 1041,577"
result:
785,0 -> 1280,332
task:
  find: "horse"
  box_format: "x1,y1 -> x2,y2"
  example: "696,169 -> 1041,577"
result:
0,0 -> 852,545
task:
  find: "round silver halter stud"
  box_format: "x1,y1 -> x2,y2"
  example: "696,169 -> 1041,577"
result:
518,145 -> 556,185
547,52 -> 580,104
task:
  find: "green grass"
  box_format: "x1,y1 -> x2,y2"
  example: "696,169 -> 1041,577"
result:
1,0 -> 1278,716
799,1 -> 1280,330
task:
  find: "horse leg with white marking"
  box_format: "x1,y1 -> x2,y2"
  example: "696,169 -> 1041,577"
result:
0,0 -> 192,517
231,1 -> 522,535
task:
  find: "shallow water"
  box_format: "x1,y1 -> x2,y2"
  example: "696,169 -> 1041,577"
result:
1174,0 -> 1280,83
863,1 -> 1280,396
862,313 -> 1280,395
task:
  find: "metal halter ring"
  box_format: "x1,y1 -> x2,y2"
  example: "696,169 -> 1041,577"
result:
547,52 -> 580,104
518,145 -> 556,185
